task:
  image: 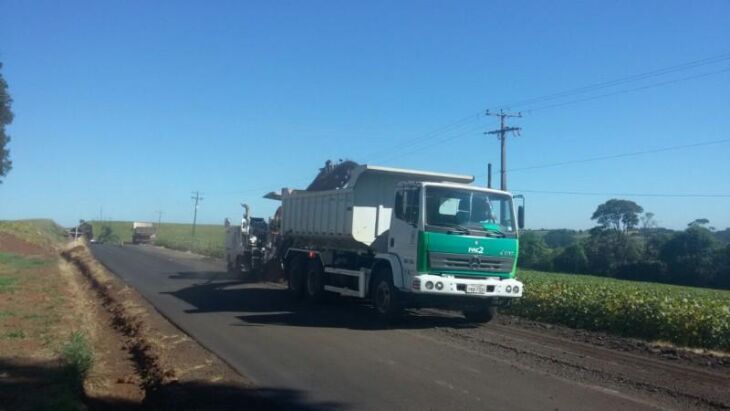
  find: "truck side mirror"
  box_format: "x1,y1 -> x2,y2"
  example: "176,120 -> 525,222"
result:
518,205 -> 525,229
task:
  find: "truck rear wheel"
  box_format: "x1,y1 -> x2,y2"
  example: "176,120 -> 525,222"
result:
372,267 -> 402,320
463,306 -> 497,323
304,260 -> 326,303
287,256 -> 306,299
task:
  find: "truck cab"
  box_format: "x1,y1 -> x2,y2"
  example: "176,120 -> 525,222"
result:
386,182 -> 523,310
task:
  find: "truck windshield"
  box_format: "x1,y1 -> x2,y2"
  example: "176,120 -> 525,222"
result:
425,186 -> 516,235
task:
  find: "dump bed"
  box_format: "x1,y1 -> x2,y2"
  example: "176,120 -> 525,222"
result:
281,165 -> 473,252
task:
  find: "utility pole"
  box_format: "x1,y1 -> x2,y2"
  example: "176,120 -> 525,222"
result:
487,163 -> 492,189
155,210 -> 163,235
191,191 -> 203,236
485,109 -> 522,191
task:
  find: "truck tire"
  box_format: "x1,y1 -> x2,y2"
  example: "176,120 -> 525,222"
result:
304,260 -> 326,303
463,306 -> 497,323
287,256 -> 306,299
372,266 -> 403,320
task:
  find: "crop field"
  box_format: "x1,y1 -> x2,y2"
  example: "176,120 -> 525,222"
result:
505,270 -> 730,351
155,223 -> 225,257
91,220 -> 225,257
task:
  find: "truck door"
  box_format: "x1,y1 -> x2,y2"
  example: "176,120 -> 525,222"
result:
389,187 -> 420,285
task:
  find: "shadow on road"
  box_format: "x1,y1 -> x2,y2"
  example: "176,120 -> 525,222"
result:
164,271 -> 478,331
0,358 -> 345,411
170,270 -> 257,283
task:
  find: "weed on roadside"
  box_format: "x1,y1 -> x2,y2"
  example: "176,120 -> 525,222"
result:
61,331 -> 94,381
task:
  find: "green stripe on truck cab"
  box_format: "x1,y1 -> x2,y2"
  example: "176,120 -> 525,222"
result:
418,230 -> 518,278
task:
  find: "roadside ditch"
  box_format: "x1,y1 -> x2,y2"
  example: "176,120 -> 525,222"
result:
61,243 -> 271,410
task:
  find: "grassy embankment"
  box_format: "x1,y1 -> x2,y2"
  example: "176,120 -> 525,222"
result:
0,220 -> 93,410
91,220 -> 225,257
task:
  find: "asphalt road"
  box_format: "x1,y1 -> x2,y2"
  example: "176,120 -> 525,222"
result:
90,244 -> 730,411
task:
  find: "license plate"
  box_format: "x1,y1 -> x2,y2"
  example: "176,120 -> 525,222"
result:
466,284 -> 486,294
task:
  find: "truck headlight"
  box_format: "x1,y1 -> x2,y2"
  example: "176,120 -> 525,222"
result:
425,281 -> 434,290
513,286 -> 520,294
435,282 -> 444,290
249,235 -> 257,244
506,285 -> 512,293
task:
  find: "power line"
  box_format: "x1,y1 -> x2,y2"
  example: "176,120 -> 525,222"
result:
512,189 -> 730,198
373,59 -> 730,165
376,124 -> 486,163
523,66 -> 730,113
492,52 -> 730,111
506,138 -> 730,173
362,112 -> 483,162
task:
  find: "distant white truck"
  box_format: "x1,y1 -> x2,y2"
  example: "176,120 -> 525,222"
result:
278,164 -> 525,322
132,222 -> 156,244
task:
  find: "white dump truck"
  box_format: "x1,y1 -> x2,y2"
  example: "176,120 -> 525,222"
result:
279,164 -> 525,322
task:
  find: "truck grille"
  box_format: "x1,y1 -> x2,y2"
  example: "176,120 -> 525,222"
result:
429,252 -> 513,273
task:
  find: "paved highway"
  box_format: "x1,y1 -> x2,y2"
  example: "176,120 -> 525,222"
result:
90,244 -> 730,411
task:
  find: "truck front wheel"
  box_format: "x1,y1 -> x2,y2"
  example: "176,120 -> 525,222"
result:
287,256 -> 306,299
463,306 -> 497,323
372,267 -> 402,320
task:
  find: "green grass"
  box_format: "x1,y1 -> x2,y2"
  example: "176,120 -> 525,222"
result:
91,220 -> 225,257
0,220 -> 89,410
155,223 -> 225,257
0,276 -> 18,293
3,329 -> 26,339
0,310 -> 15,319
0,219 -> 67,246
506,270 -> 730,351
0,252 -> 49,269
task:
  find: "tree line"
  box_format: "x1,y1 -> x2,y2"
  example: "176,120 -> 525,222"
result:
519,199 -> 730,289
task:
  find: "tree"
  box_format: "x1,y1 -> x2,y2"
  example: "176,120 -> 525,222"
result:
688,218 -> 710,228
517,231 -> 553,270
714,245 -> 730,289
583,227 -> 642,275
640,212 -> 657,230
553,243 -> 588,273
715,228 -> 730,244
660,226 -> 719,286
96,224 -> 119,244
591,199 -> 644,232
0,62 -> 12,182
543,229 -> 577,248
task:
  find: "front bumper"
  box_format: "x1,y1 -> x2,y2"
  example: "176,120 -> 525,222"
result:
409,274 -> 523,299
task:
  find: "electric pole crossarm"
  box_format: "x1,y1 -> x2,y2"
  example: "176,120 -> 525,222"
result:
486,127 -> 521,135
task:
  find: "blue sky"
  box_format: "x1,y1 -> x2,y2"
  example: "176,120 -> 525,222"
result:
1,0 -> 729,230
